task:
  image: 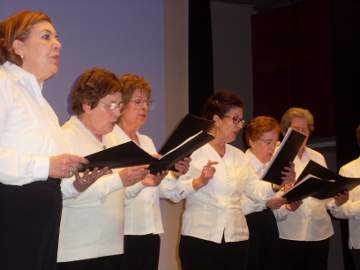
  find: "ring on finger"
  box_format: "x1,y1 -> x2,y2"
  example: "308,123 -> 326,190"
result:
68,167 -> 75,177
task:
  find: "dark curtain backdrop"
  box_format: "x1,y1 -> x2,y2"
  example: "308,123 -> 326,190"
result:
188,0 -> 214,117
251,0 -> 336,140
252,1 -> 360,269
333,1 -> 360,270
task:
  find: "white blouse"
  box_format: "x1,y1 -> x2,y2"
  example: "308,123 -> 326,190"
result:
0,62 -> 77,197
331,157 -> 360,249
276,147 -> 335,241
241,149 -> 270,215
57,116 -> 125,262
105,125 -> 194,235
178,143 -> 274,243
242,149 -> 287,219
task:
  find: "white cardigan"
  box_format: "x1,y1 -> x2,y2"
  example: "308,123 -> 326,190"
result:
178,143 -> 274,243
331,157 -> 360,249
105,125 -> 194,235
57,116 -> 125,262
241,149 -> 288,220
277,147 -> 335,241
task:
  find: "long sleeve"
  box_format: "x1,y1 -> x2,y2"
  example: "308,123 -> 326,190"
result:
330,159 -> 360,219
0,149 -> 49,185
159,174 -> 195,203
330,200 -> 360,219
125,181 -> 146,200
273,206 -> 289,221
0,68 -> 52,185
243,165 -> 275,204
62,173 -> 123,207
60,116 -> 126,206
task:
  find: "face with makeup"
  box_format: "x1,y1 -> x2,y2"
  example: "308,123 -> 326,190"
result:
213,106 -> 245,144
13,20 -> 61,83
82,92 -> 122,138
120,88 -> 151,131
250,129 -> 279,163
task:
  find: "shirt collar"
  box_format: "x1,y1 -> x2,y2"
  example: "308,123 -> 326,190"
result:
113,124 -> 142,145
245,149 -> 267,173
3,61 -> 43,90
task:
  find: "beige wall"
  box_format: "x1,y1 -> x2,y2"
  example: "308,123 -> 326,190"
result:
211,2 -> 254,148
160,0 -> 188,270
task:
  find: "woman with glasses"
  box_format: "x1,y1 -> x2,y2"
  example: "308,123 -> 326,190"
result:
105,73 -> 193,270
242,116 -> 299,270
174,90 -> 293,270
276,107 -> 348,270
0,11 -> 106,270
56,68 -> 150,270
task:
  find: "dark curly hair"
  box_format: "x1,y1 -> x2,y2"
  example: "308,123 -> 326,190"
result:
202,89 -> 244,121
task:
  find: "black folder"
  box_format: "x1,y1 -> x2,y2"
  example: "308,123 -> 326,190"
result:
296,160 -> 338,183
282,161 -> 360,202
159,114 -> 213,155
83,130 -> 214,174
83,141 -> 157,170
261,128 -> 306,185
149,131 -> 214,174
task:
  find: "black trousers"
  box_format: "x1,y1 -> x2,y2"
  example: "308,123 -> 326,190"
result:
179,235 -> 249,270
352,249 -> 360,270
123,234 -> 160,270
0,179 -> 62,270
57,254 -> 124,270
245,209 -> 279,270
278,238 -> 330,270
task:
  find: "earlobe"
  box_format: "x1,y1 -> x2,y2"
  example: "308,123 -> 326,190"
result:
12,40 -> 25,59
82,103 -> 92,113
213,114 -> 221,126
249,139 -> 255,148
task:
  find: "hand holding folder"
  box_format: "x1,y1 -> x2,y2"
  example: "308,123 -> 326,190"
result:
261,128 -> 306,185
282,160 -> 360,202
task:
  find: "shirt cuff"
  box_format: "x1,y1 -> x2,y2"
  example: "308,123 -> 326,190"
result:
103,173 -> 124,192
61,178 -> 80,199
33,155 -> 50,181
125,181 -> 146,199
183,179 -> 196,195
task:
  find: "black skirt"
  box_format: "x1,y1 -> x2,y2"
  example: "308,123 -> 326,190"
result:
0,179 -> 62,270
245,208 -> 279,270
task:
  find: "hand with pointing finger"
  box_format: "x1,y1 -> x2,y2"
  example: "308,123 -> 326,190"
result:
192,160 -> 218,190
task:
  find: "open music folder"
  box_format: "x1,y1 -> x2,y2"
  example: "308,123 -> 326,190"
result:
282,160 -> 360,202
261,128 -> 306,185
82,114 -> 214,174
159,114 -> 214,155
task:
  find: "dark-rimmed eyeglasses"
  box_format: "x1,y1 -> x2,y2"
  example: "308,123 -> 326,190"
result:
224,115 -> 245,126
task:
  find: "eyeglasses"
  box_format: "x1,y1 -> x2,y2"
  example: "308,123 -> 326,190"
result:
99,100 -> 123,111
259,139 -> 279,147
291,126 -> 310,135
129,99 -> 153,108
224,115 -> 245,126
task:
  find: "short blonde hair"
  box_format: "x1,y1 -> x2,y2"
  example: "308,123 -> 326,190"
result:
118,73 -> 151,109
280,107 -> 314,135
